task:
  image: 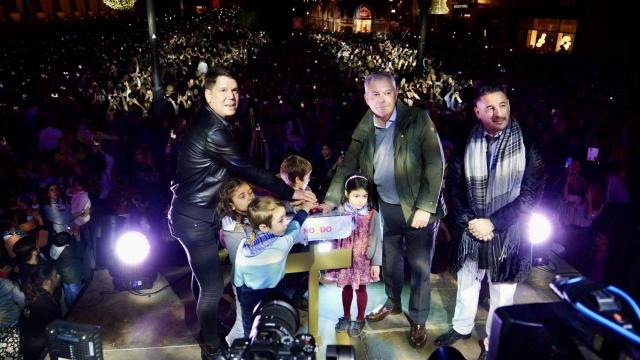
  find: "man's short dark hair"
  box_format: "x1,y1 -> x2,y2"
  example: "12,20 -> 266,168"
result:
474,83 -> 507,104
53,232 -> 73,247
204,67 -> 236,90
364,72 -> 397,92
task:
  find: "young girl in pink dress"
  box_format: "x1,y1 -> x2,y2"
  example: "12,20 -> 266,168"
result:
325,175 -> 382,337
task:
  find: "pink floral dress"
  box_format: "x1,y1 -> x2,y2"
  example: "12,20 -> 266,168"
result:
325,210 -> 381,288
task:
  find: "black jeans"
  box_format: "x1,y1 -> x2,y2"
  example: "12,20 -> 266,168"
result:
168,209 -> 223,350
379,200 -> 439,325
237,279 -> 286,338
79,220 -> 95,270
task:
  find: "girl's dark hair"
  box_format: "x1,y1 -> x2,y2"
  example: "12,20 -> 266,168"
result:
24,262 -> 57,304
216,178 -> 250,224
342,174 -> 372,207
45,182 -> 60,202
12,235 -> 37,264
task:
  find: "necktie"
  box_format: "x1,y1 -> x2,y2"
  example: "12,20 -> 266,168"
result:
485,135 -> 499,173
480,135 -> 499,270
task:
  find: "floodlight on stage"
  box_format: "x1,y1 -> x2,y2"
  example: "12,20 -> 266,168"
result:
528,213 -> 551,244
106,220 -> 157,291
115,231 -> 150,264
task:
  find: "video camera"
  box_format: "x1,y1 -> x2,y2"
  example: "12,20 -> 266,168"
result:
228,294 -> 355,360
489,275 -> 640,360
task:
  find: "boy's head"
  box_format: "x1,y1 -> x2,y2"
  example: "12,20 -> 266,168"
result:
279,155 -> 312,190
247,197 -> 288,236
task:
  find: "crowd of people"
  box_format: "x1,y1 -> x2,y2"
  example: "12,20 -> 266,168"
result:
0,7 -> 638,360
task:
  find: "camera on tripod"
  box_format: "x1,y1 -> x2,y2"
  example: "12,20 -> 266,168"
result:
488,275 -> 640,360
227,293 -> 355,360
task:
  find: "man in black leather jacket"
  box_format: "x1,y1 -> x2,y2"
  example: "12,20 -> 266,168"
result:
434,84 -> 545,360
168,67 -> 316,360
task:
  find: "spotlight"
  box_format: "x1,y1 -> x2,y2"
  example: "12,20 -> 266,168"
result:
528,213 -> 552,266
106,217 -> 157,291
528,213 -> 551,244
115,231 -> 150,264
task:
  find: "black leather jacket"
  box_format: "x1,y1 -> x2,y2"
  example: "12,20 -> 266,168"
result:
447,124 -> 545,282
170,102 -> 293,222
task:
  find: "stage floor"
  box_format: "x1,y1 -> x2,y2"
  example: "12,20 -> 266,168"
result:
65,243 -> 578,360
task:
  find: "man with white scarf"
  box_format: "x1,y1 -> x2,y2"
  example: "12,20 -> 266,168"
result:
434,84 -> 545,360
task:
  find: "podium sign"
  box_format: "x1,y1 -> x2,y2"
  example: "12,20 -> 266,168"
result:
286,212 -> 354,344
300,213 -> 353,242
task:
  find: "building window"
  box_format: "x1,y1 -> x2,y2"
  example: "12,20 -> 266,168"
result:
354,5 -> 372,33
524,18 -> 577,53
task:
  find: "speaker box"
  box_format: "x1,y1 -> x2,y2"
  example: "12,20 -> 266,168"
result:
46,320 -> 103,360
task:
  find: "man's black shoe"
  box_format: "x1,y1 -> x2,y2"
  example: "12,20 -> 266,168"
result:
365,305 -> 402,322
201,345 -> 226,360
433,328 -> 471,346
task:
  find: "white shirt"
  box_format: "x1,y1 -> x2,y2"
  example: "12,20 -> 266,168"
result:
71,190 -> 91,226
197,61 -> 208,76
373,107 -> 397,129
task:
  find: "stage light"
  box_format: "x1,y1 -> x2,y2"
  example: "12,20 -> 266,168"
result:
528,212 -> 552,267
105,216 -> 157,291
115,231 -> 150,265
317,242 -> 332,253
528,213 -> 551,244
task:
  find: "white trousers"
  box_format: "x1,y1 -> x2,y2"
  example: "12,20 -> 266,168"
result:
451,260 -> 517,349
226,286 -> 245,346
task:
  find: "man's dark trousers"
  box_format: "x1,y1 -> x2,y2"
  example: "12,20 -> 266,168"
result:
379,200 -> 439,325
168,209 -> 223,351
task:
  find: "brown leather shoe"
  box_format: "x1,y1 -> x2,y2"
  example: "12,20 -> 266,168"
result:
409,324 -> 428,349
365,306 -> 402,322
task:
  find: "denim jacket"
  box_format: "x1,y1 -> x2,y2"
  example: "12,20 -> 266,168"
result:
0,278 -> 25,327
